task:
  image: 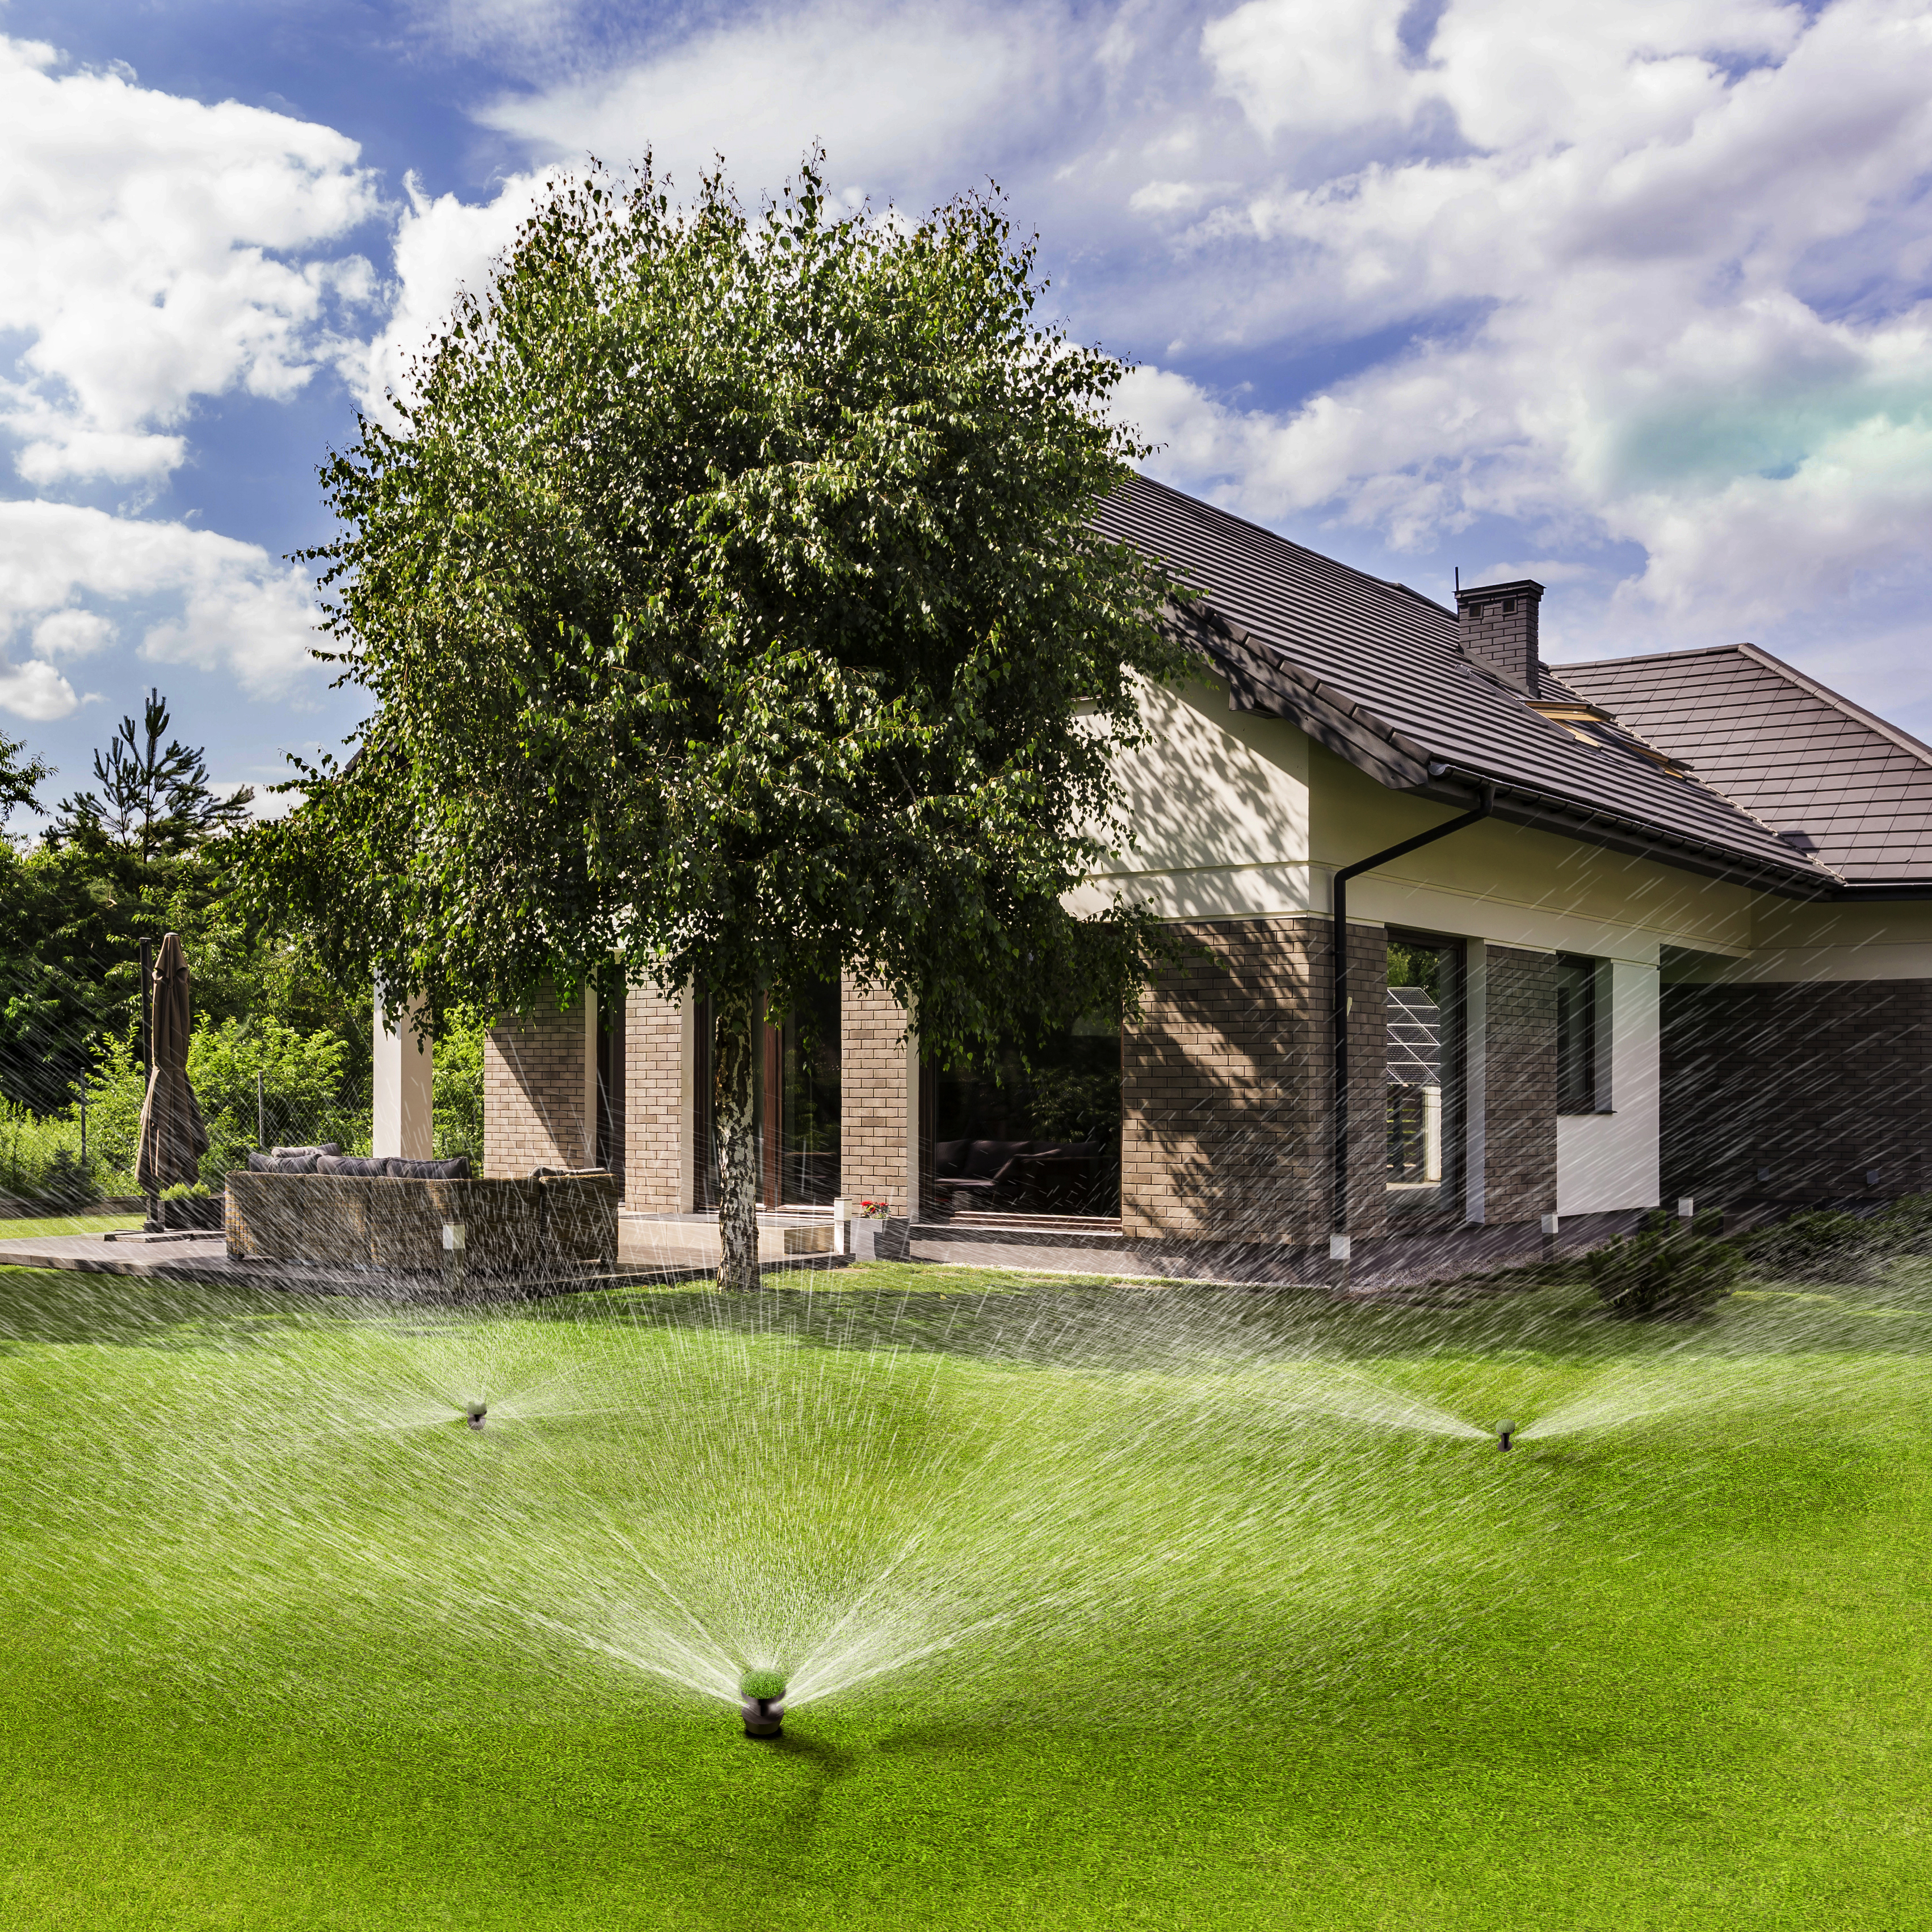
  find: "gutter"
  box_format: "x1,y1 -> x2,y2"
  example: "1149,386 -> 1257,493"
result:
1332,779 -> 1494,1237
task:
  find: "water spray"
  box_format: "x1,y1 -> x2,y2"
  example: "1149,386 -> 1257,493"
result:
465,1400 -> 488,1431
1496,1419 -> 1516,1452
740,1668 -> 786,1738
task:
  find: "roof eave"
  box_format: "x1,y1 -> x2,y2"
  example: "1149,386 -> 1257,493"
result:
1162,597 -> 1838,902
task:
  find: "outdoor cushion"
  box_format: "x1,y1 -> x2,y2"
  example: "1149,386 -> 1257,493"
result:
246,1151 -> 318,1173
961,1140 -> 1030,1179
384,1156 -> 471,1179
317,1154 -> 388,1177
272,1143 -> 341,1158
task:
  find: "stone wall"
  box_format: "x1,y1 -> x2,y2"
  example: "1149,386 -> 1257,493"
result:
622,984 -> 686,1212
1662,978 -> 1932,1204
1482,945 -> 1558,1225
484,982 -> 591,1179
1119,915 -> 1388,1242
841,976 -> 913,1214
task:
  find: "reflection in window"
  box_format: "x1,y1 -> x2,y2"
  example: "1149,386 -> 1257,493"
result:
931,1017 -> 1120,1218
1556,955 -> 1598,1114
1386,933 -> 1461,1206
780,981 -> 842,1204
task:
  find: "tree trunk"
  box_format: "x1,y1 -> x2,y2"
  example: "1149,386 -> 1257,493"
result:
712,987 -> 761,1291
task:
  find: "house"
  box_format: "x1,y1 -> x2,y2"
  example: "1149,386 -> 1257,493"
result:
467,474 -> 1932,1274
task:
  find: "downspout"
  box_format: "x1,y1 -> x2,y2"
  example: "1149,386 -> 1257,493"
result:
1332,780 -> 1494,1235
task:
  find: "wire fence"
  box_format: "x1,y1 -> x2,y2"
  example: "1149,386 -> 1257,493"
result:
0,1023 -> 483,1216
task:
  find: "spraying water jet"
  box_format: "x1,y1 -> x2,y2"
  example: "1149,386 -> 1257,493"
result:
739,1668 -> 786,1738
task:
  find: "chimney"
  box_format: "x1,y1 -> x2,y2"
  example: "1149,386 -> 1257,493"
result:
1456,579 -> 1545,695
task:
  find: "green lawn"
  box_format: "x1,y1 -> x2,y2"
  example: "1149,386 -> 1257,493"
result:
0,1211 -> 144,1240
1,1259 -> 1929,1929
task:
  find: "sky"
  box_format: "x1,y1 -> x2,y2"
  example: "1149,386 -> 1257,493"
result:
3,0 -> 1931,816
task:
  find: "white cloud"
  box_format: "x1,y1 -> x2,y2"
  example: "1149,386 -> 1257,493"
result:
278,0 -> 1932,724
0,35 -> 384,485
1201,0 -> 1423,141
472,3 -> 1076,210
348,169 -> 553,418
1095,0 -> 1932,670
0,658 -> 79,722
31,608 -> 116,660
0,501 -> 320,717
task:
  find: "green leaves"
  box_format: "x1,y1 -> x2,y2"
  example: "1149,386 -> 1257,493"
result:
249,154 -> 1187,1057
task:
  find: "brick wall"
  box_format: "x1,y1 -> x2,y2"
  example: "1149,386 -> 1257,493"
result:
1483,945 -> 1557,1224
622,983 -> 685,1212
842,976 -> 912,1213
484,981 -> 591,1179
1119,915 -> 1388,1242
1662,978 -> 1932,1204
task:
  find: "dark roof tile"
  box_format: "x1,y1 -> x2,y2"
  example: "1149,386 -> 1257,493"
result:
1097,476 -> 1829,892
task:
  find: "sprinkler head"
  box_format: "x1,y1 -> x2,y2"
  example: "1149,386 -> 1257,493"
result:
739,1667 -> 787,1739
465,1400 -> 487,1430
1496,1420 -> 1516,1452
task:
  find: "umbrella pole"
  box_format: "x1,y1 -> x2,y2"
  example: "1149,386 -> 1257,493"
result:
140,937 -> 157,1233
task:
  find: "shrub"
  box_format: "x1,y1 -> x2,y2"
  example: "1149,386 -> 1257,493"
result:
157,1182 -> 212,1203
1737,1209 -> 1885,1284
1587,1213 -> 1743,1319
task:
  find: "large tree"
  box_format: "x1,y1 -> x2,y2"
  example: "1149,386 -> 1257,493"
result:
249,159 -> 1186,1287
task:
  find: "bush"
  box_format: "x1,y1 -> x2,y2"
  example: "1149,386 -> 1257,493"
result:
432,1006 -> 486,1164
1587,1212 -> 1744,1318
1737,1209 -> 1886,1284
0,1102 -> 120,1204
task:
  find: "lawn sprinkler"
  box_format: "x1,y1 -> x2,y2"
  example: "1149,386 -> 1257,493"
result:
1496,1419 -> 1516,1452
740,1668 -> 786,1739
465,1400 -> 488,1431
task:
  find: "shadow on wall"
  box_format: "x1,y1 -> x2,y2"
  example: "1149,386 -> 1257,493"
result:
1121,916 -> 1390,1246
1662,981 -> 1932,1206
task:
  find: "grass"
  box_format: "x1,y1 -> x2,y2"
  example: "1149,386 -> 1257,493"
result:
1,1259 -> 1930,1929
0,1210 -> 144,1240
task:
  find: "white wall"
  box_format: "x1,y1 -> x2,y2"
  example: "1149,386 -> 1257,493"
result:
372,992 -> 434,1160
1556,958 -> 1660,1214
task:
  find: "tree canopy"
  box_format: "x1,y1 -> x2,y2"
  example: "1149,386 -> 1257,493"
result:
246,158 -> 1187,1282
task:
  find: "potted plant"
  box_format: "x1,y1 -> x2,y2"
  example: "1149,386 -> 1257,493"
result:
157,1181 -> 223,1232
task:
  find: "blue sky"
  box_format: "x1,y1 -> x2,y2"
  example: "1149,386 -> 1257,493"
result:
4,0 -> 1932,816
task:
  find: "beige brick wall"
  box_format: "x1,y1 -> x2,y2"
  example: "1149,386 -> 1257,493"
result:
841,975 -> 912,1213
623,982 -> 687,1212
484,981 -> 593,1179
1120,915 -> 1388,1242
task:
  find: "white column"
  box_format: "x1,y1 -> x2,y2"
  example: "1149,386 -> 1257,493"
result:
373,990 -> 434,1160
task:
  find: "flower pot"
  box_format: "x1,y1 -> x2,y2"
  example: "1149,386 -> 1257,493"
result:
160,1196 -> 223,1232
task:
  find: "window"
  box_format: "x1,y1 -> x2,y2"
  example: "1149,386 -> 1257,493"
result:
1555,955 -> 1599,1114
1385,933 -> 1463,1208
930,1016 -> 1121,1219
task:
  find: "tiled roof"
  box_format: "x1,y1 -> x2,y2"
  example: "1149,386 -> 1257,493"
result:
1095,474 -> 1832,894
1557,644 -> 1932,888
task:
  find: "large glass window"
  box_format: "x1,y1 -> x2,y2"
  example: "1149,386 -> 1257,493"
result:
779,981 -> 842,1204
695,982 -> 843,1208
1555,954 -> 1598,1114
930,1017 -> 1120,1218
1385,933 -> 1463,1209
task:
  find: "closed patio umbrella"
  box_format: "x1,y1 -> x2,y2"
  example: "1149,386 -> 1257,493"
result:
136,931 -> 209,1200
